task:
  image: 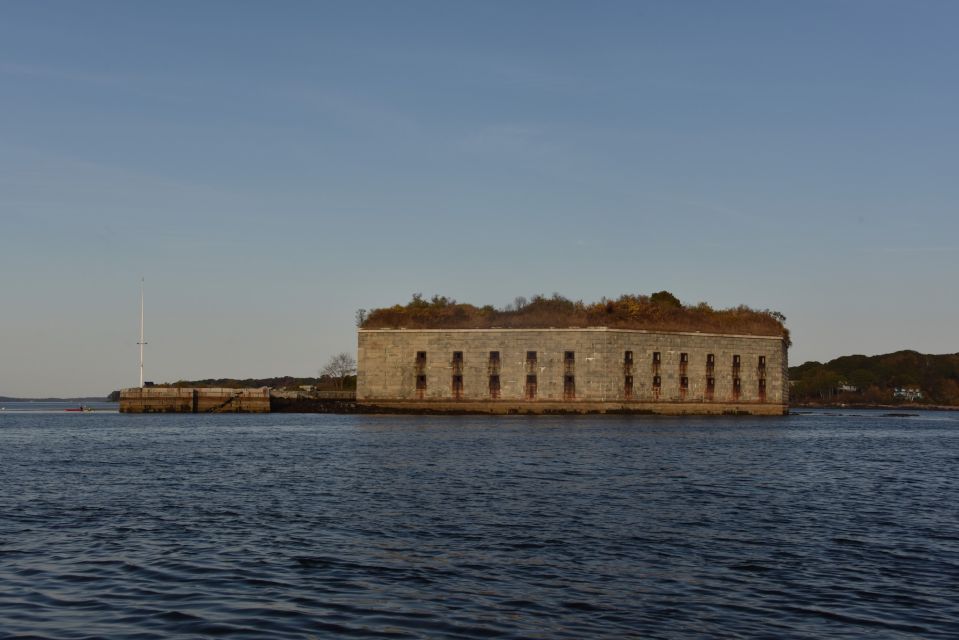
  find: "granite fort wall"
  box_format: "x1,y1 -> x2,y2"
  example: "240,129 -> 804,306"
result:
119,387 -> 270,413
357,328 -> 787,415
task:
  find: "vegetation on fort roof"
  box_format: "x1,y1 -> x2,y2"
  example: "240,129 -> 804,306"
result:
358,292 -> 790,344
789,351 -> 959,406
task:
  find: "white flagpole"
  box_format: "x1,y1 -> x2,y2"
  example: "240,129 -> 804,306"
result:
138,279 -> 146,388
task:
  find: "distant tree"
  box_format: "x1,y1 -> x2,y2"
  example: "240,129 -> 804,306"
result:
849,369 -> 878,390
650,291 -> 681,308
321,353 -> 357,389
807,370 -> 842,401
355,309 -> 368,327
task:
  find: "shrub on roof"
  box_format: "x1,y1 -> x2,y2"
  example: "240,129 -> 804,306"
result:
360,292 -> 790,346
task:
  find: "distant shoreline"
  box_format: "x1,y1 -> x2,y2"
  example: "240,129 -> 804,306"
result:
0,397 -> 113,403
792,402 -> 959,412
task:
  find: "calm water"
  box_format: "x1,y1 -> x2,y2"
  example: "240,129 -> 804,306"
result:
1,409 -> 957,639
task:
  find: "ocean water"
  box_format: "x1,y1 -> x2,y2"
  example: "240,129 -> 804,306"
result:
1,409 -> 957,639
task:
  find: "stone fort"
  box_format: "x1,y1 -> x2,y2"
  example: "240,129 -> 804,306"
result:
357,327 -> 788,415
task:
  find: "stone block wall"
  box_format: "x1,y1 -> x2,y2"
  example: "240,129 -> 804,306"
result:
119,387 -> 270,413
357,328 -> 787,415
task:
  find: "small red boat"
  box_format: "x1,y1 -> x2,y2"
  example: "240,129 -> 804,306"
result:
65,406 -> 94,413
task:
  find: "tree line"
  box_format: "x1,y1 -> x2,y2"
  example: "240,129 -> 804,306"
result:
789,351 -> 959,405
107,353 -> 358,399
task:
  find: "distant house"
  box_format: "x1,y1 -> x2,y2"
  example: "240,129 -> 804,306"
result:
893,387 -> 923,401
837,381 -> 858,393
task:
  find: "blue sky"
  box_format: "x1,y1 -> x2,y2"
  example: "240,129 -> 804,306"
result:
1,1 -> 957,397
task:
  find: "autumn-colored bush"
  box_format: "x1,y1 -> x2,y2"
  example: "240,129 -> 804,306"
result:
360,292 -> 790,344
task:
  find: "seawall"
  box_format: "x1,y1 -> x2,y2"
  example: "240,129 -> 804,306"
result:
119,387 -> 271,413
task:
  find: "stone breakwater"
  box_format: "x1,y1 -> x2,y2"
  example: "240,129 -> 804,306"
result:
119,387 -> 270,413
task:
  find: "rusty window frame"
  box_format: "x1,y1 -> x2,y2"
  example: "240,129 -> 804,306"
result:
563,374 -> 575,398
525,373 -> 537,399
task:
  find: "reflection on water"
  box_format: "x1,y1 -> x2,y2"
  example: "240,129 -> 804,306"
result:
0,411 -> 957,638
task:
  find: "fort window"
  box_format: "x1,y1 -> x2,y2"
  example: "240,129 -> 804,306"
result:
653,375 -> 661,389
706,353 -> 715,375
415,375 -> 427,398
624,375 -> 634,400
680,352 -> 688,363
525,374 -> 537,400
452,374 -> 464,399
733,377 -> 742,400
488,351 -> 501,375
679,352 -> 688,376
624,350 -> 633,364
758,355 -> 766,374
526,351 -> 537,373
415,351 -> 427,372
680,376 -> 689,389
653,352 -> 661,364
451,351 -> 463,373
564,351 -> 575,373
758,378 -> 767,401
732,355 -> 741,375
563,374 -> 575,400
706,377 -> 715,400
489,374 -> 501,399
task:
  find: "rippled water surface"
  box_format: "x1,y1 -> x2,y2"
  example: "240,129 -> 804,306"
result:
1,410 -> 958,638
